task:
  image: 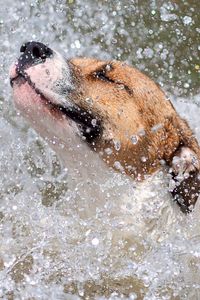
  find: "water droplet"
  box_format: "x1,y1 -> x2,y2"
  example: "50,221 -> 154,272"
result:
111,38 -> 117,44
91,119 -> 97,126
91,238 -> 99,246
85,97 -> 93,106
141,156 -> 147,162
184,82 -> 190,88
118,84 -> 125,90
129,292 -> 137,300
113,161 -> 124,171
74,39 -> 81,49
85,230 -> 91,236
183,16 -> 192,25
105,64 -> 111,71
151,124 -> 163,132
114,140 -> 121,151
130,135 -> 138,145
105,148 -> 113,155
138,129 -> 146,136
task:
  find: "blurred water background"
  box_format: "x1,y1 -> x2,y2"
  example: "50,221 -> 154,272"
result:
0,1 -> 200,299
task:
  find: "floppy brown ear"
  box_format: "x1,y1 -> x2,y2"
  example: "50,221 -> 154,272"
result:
169,146 -> 200,213
170,171 -> 200,213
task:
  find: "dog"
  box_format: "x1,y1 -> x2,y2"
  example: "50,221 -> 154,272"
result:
10,41 -> 200,213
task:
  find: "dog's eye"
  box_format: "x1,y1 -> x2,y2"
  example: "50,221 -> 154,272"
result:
94,64 -> 114,83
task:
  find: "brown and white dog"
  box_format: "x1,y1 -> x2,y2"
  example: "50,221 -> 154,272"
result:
10,41 -> 200,213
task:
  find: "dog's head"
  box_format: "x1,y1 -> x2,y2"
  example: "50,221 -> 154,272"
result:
10,41 -> 178,178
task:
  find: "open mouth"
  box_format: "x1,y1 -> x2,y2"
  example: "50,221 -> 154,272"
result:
11,70 -> 102,144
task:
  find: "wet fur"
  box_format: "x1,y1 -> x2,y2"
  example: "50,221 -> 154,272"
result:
11,48 -> 200,212
69,58 -> 200,210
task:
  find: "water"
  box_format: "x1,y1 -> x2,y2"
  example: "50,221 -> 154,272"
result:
1,0 -> 200,299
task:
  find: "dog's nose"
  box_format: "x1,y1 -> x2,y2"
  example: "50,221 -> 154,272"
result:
18,41 -> 53,71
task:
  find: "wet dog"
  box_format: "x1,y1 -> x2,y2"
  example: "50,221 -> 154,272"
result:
10,41 -> 200,212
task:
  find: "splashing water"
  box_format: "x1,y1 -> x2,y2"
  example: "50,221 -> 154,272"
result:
1,0 -> 200,299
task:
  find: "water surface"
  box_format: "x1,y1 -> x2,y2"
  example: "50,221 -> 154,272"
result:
0,1 -> 200,299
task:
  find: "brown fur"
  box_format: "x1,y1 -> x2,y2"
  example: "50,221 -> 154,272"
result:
68,58 -> 200,211
70,58 -> 199,175
11,42 -> 200,211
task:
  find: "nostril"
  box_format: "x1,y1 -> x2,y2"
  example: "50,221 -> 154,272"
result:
31,45 -> 52,59
32,46 -> 41,59
18,41 -> 53,70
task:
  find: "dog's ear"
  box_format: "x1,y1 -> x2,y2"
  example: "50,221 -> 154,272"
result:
169,147 -> 200,212
170,170 -> 200,213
